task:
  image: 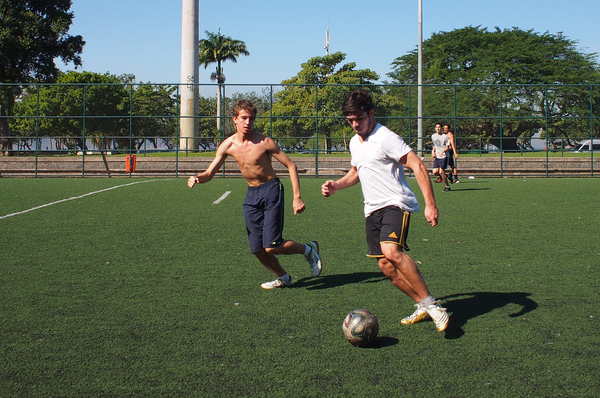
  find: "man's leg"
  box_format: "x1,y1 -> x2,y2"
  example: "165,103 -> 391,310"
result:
255,249 -> 287,277
379,243 -> 449,332
267,240 -> 322,277
440,158 -> 451,190
266,240 -> 305,256
433,167 -> 442,183
378,243 -> 429,301
255,249 -> 293,290
441,168 -> 449,186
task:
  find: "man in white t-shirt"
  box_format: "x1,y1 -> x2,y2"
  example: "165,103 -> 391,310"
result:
321,90 -> 449,333
432,122 -> 451,191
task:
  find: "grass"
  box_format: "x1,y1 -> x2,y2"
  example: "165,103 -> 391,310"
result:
1,177 -> 599,397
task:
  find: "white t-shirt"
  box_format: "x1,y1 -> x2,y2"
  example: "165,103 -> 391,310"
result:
432,133 -> 449,159
350,123 -> 420,217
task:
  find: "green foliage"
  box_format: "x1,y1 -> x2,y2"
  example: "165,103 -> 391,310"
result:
199,29 -> 250,132
11,71 -> 179,151
199,29 -> 250,84
0,0 -> 84,137
0,0 -> 84,84
388,27 -> 600,148
257,52 -> 383,152
131,83 -> 178,138
390,26 -> 599,86
1,177 -> 600,396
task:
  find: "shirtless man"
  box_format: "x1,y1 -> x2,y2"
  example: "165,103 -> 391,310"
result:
188,99 -> 322,289
444,124 -> 459,183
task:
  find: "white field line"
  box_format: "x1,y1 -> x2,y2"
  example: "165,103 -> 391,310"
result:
0,179 -> 165,220
213,190 -> 232,205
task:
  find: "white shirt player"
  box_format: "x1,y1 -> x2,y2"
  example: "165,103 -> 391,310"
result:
431,132 -> 449,159
350,123 -> 420,217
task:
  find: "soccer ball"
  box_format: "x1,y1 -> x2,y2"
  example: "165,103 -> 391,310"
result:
342,309 -> 379,347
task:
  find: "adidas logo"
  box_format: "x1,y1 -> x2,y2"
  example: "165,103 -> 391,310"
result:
388,232 -> 398,239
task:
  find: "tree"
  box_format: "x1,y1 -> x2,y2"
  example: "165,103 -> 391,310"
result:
130,83 -> 178,149
12,71 -> 178,153
0,0 -> 85,154
13,71 -> 131,152
199,29 -> 249,130
257,52 -> 387,152
388,26 -> 600,150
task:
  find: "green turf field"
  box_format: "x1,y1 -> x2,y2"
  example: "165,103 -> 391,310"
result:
1,177 -> 599,397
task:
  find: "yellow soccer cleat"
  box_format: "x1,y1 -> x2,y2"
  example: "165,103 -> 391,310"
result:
401,304 -> 431,325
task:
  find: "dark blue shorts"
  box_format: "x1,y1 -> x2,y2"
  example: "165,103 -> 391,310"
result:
243,178 -> 285,254
433,157 -> 448,169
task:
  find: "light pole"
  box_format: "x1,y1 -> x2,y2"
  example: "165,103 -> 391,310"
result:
418,0 -> 423,156
180,0 -> 199,151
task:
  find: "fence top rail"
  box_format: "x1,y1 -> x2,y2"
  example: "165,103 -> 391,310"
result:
2,82 -> 600,88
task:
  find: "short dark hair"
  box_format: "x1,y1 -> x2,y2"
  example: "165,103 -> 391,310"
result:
233,99 -> 257,117
342,90 -> 374,116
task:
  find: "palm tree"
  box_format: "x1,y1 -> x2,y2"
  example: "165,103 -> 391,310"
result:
199,29 -> 250,129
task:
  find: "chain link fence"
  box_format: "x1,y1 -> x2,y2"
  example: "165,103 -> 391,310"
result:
1,82 -> 599,177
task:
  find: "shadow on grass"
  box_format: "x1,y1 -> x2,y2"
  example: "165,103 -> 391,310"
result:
294,272 -> 387,290
445,187 -> 491,192
355,336 -> 400,349
437,291 -> 538,340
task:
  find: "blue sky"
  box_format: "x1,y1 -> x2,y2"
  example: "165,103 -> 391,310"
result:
62,0 -> 600,88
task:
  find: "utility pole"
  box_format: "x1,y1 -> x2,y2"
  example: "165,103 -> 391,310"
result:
324,21 -> 330,55
417,0 -> 424,156
180,0 -> 199,151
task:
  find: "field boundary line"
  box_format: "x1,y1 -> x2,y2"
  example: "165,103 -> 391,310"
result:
0,179 -> 167,220
213,191 -> 231,205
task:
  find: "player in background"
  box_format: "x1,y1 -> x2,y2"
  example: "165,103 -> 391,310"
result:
444,123 -> 459,183
188,100 -> 322,289
321,90 -> 449,332
431,123 -> 451,191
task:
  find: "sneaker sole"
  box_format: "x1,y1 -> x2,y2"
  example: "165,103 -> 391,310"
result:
435,318 -> 449,332
429,310 -> 449,332
260,281 -> 292,290
401,312 -> 431,325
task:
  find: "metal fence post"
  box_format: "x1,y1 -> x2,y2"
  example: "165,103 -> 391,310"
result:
590,84 -> 595,177
315,86 -> 319,178
35,84 -> 40,177
499,86 -> 504,178
544,85 -> 550,177
82,84 -> 86,177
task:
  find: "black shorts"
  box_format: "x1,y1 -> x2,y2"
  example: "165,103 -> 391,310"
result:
243,178 -> 285,254
365,206 -> 411,258
447,151 -> 455,168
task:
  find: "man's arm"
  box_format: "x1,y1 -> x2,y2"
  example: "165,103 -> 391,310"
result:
187,141 -> 229,188
449,133 -> 458,157
271,143 -> 306,215
402,151 -> 439,227
321,166 -> 360,197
